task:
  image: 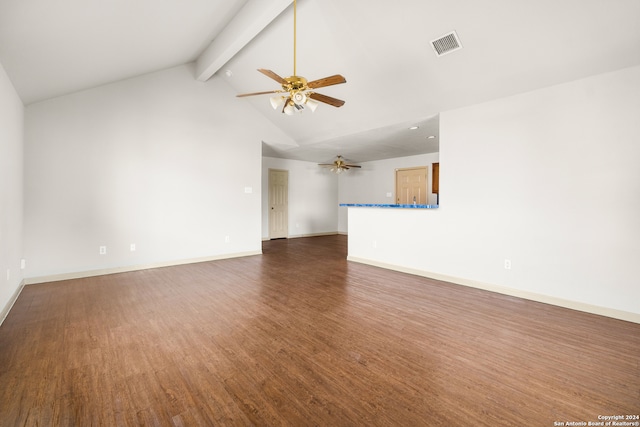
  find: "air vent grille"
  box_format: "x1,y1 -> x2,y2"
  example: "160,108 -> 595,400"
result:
431,31 -> 463,57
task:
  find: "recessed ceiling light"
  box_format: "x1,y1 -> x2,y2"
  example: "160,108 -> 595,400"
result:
427,135 -> 435,139
409,126 -> 419,130
225,70 -> 233,77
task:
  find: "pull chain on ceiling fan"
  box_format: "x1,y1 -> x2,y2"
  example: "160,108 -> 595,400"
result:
236,0 -> 346,114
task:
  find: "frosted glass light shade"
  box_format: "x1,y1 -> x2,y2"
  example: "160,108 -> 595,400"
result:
292,92 -> 306,105
270,96 -> 284,109
306,98 -> 319,112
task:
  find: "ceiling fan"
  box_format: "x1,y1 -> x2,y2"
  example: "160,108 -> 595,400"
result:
236,0 -> 346,114
318,156 -> 361,174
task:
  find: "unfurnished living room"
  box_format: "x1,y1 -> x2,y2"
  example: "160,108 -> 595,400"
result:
1,0 -> 639,426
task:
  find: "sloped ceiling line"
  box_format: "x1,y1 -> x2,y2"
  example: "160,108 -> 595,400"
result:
196,0 -> 293,82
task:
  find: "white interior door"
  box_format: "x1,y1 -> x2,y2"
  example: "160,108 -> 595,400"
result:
268,169 -> 289,239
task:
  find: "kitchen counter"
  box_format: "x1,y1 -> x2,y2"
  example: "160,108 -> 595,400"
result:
339,203 -> 439,209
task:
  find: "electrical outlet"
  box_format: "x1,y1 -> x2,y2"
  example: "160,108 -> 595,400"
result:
6,269 -> 10,280
504,259 -> 512,270
225,236 -> 230,243
373,240 -> 377,248
21,259 -> 26,269
130,243 -> 136,252
386,192 -> 392,198
99,246 -> 107,255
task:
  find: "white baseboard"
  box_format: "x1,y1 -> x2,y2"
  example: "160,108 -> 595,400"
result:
348,256 -> 640,325
25,250 -> 262,285
1,279 -> 25,327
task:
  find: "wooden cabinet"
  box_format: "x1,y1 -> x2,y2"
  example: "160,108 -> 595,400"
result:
432,163 -> 439,194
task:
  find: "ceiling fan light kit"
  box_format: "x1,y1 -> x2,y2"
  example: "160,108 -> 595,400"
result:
236,0 -> 346,114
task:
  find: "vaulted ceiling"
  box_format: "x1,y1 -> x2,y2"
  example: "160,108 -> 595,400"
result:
1,0 -> 639,163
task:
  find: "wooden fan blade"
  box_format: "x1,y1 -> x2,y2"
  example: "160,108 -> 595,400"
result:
236,90 -> 282,98
318,164 -> 334,166
308,92 -> 345,108
307,74 -> 347,89
258,69 -> 286,84
345,164 -> 362,168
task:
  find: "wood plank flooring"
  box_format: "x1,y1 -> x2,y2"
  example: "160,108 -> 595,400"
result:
1,235 -> 638,426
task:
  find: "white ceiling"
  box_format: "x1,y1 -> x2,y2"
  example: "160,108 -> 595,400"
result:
2,0 -> 639,164
0,0 -> 249,103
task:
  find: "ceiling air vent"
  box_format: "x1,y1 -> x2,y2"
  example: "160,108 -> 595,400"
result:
430,31 -> 463,57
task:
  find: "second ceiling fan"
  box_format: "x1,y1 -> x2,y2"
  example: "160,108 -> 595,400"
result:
236,0 -> 347,114
318,156 -> 361,174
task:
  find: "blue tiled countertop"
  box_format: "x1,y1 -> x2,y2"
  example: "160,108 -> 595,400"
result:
339,203 -> 439,209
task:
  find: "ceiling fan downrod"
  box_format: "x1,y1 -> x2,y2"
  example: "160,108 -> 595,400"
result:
293,0 -> 297,77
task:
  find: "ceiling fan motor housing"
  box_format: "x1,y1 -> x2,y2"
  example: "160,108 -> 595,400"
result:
283,76 -> 308,92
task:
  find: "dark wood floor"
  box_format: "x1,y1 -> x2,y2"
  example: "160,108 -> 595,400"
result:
1,235 -> 638,426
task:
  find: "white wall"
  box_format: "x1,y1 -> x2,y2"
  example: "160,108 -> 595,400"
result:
0,60 -> 24,319
24,64 -> 288,280
262,157 -> 338,239
338,153 -> 440,233
347,65 -> 640,320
